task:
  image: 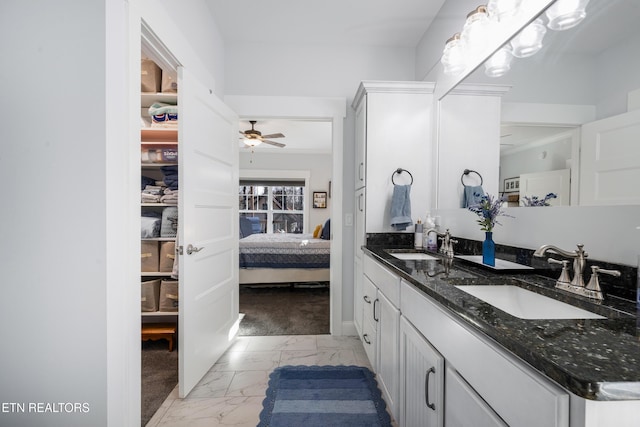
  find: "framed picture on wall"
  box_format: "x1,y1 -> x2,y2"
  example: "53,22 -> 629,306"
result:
504,177 -> 519,192
313,192 -> 327,208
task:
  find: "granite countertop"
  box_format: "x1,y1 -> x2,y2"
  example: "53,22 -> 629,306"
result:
364,245 -> 640,401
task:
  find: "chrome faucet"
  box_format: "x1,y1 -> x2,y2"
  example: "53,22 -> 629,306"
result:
533,244 -> 620,301
533,243 -> 589,287
425,228 -> 458,258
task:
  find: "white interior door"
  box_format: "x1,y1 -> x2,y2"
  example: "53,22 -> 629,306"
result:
519,169 -> 571,206
178,66 -> 239,397
580,109 -> 640,205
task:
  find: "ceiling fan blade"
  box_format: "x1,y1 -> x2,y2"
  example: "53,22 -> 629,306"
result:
262,139 -> 286,148
260,133 -> 285,139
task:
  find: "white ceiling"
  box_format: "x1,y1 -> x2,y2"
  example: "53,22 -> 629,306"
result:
206,0 -> 445,48
212,1 -> 637,154
238,119 -> 332,154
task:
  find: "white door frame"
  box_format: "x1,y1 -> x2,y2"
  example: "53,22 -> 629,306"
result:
225,95 -> 346,335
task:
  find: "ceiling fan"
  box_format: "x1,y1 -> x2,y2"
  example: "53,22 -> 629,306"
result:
240,120 -> 286,148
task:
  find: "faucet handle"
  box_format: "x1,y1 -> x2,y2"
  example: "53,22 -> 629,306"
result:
548,258 -> 571,285
584,266 -> 621,300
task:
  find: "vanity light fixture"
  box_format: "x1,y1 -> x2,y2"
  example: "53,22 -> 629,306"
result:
545,0 -> 590,31
441,0 -> 590,78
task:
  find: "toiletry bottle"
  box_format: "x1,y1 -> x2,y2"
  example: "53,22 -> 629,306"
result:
414,218 -> 423,249
425,213 -> 437,251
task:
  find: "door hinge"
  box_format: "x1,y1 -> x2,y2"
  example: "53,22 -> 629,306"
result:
176,245 -> 184,255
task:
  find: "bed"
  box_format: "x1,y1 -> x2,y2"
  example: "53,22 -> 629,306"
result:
239,232 -> 330,285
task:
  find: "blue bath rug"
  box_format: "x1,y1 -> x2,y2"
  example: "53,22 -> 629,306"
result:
258,365 -> 392,427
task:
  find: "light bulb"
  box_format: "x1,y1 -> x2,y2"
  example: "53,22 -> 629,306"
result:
511,18 -> 546,58
546,0 -> 590,31
487,0 -> 522,22
484,45 -> 513,78
441,33 -> 466,75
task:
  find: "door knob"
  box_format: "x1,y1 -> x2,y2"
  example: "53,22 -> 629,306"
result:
186,244 -> 203,255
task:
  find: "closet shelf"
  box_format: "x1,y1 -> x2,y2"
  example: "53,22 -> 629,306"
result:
141,237 -> 176,241
141,128 -> 178,143
141,272 -> 174,277
141,162 -> 178,168
141,311 -> 179,317
141,92 -> 178,108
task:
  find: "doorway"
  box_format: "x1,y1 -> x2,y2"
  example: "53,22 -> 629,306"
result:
226,98 -> 347,336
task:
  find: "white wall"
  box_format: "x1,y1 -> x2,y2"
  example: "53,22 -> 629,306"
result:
239,152 -> 333,231
1,1 -> 118,426
138,0 -> 226,97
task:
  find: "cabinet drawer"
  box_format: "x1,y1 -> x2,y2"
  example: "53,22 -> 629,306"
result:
401,282 -> 569,427
364,254 -> 400,307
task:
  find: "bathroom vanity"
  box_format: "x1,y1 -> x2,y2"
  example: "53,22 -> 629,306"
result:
356,245 -> 639,427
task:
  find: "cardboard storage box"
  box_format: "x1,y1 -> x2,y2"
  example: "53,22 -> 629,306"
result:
141,279 -> 161,312
159,280 -> 179,312
141,59 -> 162,93
159,241 -> 176,272
161,71 -> 178,93
141,241 -> 159,272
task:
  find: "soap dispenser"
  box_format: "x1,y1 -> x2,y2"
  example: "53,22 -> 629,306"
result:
414,218 -> 423,249
425,213 -> 437,251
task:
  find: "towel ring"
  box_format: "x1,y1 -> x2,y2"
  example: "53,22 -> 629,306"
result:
392,168 -> 413,185
461,169 -> 483,186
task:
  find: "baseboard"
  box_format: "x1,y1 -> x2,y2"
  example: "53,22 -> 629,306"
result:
341,321 -> 357,337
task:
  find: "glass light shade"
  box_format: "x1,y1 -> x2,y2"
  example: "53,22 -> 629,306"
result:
510,18 -> 546,58
244,138 -> 261,147
546,0 -> 590,31
461,6 -> 490,51
487,0 -> 522,22
484,45 -> 513,77
441,34 -> 466,75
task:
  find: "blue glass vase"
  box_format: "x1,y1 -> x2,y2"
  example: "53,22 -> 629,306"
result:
482,231 -> 495,266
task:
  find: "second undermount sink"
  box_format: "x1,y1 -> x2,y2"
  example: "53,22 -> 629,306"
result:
390,252 -> 439,261
455,285 -> 606,320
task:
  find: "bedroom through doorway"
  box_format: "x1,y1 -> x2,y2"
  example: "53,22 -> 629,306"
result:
237,118 -> 334,336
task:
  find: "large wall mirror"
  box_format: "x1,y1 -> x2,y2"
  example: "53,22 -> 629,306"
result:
440,0 -> 640,208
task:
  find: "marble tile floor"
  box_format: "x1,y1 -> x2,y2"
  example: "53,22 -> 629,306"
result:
146,334 -> 397,427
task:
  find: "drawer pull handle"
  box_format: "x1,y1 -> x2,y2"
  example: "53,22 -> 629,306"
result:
363,295 -> 371,304
425,367 -> 436,410
363,333 -> 371,345
373,298 -> 379,322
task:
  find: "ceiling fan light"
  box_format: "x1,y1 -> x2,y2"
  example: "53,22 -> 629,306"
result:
546,0 -> 590,31
244,138 -> 261,147
510,18 -> 546,58
484,45 -> 513,78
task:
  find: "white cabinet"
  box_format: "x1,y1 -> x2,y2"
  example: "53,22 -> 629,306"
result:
361,253 -> 401,421
354,255 -> 364,336
401,281 -> 569,427
351,81 -> 435,234
377,290 -> 400,419
361,274 -> 378,369
445,366 -> 507,427
399,316 -> 444,427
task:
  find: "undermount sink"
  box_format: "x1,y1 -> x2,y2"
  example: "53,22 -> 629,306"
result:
455,285 -> 606,320
389,252 -> 438,261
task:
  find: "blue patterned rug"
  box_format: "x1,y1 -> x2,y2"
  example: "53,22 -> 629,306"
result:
258,365 -> 392,427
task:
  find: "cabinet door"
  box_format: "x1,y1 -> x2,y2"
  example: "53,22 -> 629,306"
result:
377,291 -> 400,421
400,316 -> 444,427
354,95 -> 366,189
361,275 -> 378,369
354,187 -> 365,259
354,256 -> 363,336
445,366 -> 507,427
